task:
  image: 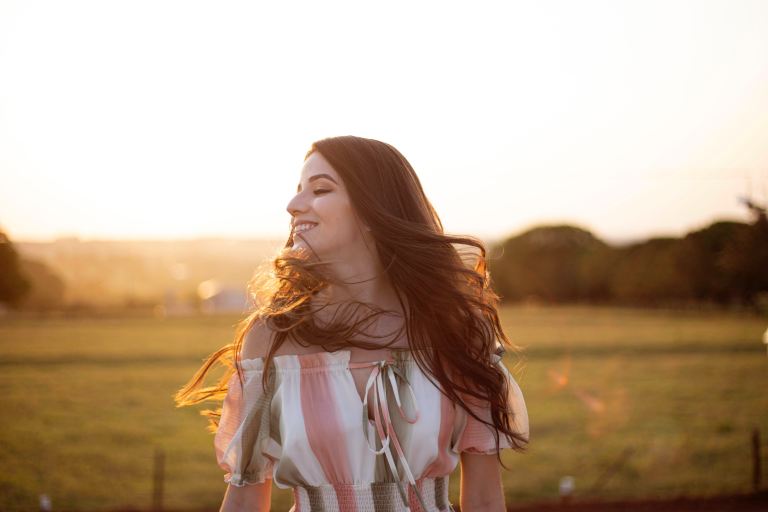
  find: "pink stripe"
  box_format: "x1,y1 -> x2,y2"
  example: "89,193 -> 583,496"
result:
371,368 -> 388,440
407,478 -> 427,512
422,393 -> 456,477
299,354 -> 358,512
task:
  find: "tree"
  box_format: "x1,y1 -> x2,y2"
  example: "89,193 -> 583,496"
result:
489,225 -> 610,303
719,202 -> 768,308
0,230 -> 32,309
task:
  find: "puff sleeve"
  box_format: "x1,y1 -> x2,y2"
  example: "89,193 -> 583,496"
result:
213,358 -> 280,486
455,347 -> 529,454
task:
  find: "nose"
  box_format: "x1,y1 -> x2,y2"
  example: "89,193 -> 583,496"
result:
286,190 -> 307,220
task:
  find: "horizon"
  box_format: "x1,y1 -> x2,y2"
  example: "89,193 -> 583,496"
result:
10,211 -> 751,249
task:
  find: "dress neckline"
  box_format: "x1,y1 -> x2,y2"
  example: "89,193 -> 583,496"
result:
237,347 -> 423,372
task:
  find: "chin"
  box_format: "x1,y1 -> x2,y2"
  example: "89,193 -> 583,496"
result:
289,239 -> 321,258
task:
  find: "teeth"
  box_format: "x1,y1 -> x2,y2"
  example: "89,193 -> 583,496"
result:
294,223 -> 316,233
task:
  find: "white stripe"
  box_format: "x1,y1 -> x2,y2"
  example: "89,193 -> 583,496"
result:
275,355 -> 329,487
400,363 -> 443,476
333,367 -> 379,481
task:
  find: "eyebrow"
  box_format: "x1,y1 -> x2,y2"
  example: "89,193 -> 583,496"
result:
296,173 -> 338,192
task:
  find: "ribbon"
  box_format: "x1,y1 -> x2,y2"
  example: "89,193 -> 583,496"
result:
350,358 -> 427,511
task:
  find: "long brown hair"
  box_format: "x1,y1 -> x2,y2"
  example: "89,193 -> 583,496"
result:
174,135 -> 529,467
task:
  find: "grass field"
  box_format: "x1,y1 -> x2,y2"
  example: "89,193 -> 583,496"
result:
0,305 -> 766,511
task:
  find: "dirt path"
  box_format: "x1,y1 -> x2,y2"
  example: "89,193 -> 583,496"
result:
505,490 -> 768,512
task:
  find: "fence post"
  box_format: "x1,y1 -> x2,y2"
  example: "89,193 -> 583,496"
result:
559,475 -> 575,503
753,427 -> 762,492
589,447 -> 635,494
153,446 -> 165,511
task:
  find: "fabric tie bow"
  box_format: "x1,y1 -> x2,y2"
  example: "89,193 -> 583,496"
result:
349,358 -> 427,512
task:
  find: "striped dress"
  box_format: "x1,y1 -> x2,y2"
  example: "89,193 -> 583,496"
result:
214,346 -> 529,512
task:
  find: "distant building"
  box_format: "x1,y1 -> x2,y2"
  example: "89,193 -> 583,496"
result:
157,288 -> 196,317
198,279 -> 249,314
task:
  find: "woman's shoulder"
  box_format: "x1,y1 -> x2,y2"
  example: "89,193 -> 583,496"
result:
241,317 -> 275,360
241,317 -> 340,361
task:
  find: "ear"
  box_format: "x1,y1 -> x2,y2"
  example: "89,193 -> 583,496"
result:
359,219 -> 372,232
355,213 -> 372,233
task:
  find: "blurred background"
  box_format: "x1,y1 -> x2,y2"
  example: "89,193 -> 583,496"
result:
1,0 -> 767,511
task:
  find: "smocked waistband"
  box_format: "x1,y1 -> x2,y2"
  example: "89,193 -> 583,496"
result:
290,476 -> 454,512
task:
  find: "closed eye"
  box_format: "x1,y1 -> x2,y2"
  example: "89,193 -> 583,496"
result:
313,189 -> 331,195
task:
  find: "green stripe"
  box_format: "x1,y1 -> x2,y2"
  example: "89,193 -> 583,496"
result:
305,485 -> 325,512
238,369 -> 275,482
435,475 -> 448,510
371,482 -> 399,512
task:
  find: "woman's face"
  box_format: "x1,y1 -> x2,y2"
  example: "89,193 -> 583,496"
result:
286,151 -> 368,257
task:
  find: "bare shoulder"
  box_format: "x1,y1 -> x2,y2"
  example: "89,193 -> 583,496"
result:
241,317 -> 275,360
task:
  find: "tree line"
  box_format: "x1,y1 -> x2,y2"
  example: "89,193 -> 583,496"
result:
488,207 -> 768,311
1,205 -> 766,313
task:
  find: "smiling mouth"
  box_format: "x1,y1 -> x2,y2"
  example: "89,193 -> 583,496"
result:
292,224 -> 318,238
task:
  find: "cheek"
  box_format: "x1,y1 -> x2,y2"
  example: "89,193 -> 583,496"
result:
319,200 -> 361,239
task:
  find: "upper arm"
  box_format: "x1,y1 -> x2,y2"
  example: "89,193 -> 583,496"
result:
219,320 -> 280,512
220,480 -> 272,512
459,452 -> 505,510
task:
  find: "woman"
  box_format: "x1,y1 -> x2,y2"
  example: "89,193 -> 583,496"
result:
175,135 -> 530,511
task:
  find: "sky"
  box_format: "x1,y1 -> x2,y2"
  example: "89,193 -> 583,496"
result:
1,0 -> 767,246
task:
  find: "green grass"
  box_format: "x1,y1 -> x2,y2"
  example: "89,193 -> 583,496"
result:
0,306 -> 766,511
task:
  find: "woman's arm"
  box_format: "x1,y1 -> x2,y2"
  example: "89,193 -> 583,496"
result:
459,452 -> 506,512
218,321 -> 277,512
219,480 -> 272,512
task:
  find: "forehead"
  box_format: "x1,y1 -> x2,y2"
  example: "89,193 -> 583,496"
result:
300,152 -> 339,181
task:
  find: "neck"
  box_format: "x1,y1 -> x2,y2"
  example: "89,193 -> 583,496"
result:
315,256 -> 405,316
320,271 -> 401,312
